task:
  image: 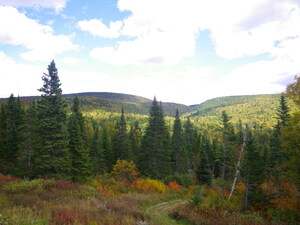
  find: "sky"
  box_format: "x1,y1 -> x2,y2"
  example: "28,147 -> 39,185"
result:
0,0 -> 299,105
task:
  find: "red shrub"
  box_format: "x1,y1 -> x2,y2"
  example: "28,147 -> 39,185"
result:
0,174 -> 20,183
168,181 -> 181,190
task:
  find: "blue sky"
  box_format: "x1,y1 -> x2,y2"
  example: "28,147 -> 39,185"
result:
0,0 -> 299,105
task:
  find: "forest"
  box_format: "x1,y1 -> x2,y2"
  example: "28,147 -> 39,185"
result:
0,60 -> 299,225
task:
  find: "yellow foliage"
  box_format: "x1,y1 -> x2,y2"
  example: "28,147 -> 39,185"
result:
131,178 -> 167,193
111,160 -> 139,181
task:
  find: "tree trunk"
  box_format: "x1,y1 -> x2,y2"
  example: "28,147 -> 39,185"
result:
229,125 -> 249,200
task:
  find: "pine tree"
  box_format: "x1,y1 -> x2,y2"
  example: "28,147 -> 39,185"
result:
113,107 -> 129,161
129,121 -> 141,163
90,124 -> 105,174
220,110 -> 236,197
18,100 -> 38,177
270,94 -> 290,173
35,60 -> 71,179
183,118 -> 198,171
140,97 -> 171,179
244,128 -> 264,210
68,97 -> 91,182
172,109 -> 188,174
196,147 -> 212,185
102,124 -> 114,172
0,94 -> 24,175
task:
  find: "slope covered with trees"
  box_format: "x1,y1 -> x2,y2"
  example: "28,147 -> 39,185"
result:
0,61 -> 299,225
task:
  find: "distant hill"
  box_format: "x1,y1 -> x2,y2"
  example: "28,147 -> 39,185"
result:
184,94 -> 297,127
0,92 -> 190,117
1,93 -> 296,125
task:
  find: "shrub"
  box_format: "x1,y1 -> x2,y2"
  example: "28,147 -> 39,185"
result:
111,160 -> 139,181
92,175 -> 130,196
44,179 -> 79,191
131,178 -> 167,193
0,174 -> 20,184
168,181 -> 181,190
163,173 -> 196,187
3,179 -> 44,193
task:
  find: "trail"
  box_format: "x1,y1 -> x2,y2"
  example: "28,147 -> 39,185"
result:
145,200 -> 189,225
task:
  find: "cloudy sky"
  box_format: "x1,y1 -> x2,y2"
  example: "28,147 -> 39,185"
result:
0,0 -> 299,105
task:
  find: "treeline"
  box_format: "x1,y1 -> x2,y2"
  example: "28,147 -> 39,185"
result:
0,61 -> 299,213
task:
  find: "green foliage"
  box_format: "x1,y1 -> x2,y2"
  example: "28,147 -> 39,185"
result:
35,60 -> 71,179
113,107 -> 129,161
172,109 -> 188,174
163,173 -> 196,187
140,97 -> 172,179
68,97 -> 92,183
3,179 -> 44,193
111,160 -> 139,181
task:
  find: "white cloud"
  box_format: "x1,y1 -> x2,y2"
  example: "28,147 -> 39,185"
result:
0,6 -> 78,62
86,0 -> 300,66
0,51 -> 42,97
78,19 -> 123,38
90,29 -> 195,66
0,0 -> 68,13
62,57 -> 81,66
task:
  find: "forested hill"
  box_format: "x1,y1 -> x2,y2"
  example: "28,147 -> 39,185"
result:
185,94 -> 297,127
0,92 -> 296,123
0,92 -> 190,117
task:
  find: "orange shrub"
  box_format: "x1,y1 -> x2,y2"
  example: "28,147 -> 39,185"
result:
168,181 -> 181,190
131,178 -> 167,193
111,160 -> 139,181
0,174 -> 20,183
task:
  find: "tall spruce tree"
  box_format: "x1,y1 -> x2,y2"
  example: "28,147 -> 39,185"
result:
172,109 -> 188,174
220,110 -> 236,197
68,97 -> 91,182
141,97 -> 171,179
102,124 -> 114,172
113,107 -> 129,161
270,94 -> 290,173
18,100 -> 38,177
244,128 -> 264,210
183,118 -> 198,171
35,60 -> 71,179
196,146 -> 212,185
90,124 -> 105,174
129,121 -> 141,163
0,94 -> 24,175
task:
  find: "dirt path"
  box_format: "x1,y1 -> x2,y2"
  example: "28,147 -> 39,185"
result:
145,200 -> 189,225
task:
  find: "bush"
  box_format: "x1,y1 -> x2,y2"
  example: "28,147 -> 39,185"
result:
131,178 -> 167,193
163,173 -> 196,187
0,174 -> 20,184
111,160 -> 139,181
3,179 -> 44,193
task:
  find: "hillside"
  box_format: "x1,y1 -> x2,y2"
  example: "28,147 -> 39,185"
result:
185,94 -> 297,128
0,92 -> 190,117
1,93 -> 296,126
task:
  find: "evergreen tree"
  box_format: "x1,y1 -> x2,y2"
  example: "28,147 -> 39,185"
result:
183,118 -> 198,171
18,101 -> 38,177
196,147 -> 212,185
68,97 -> 91,182
90,124 -> 105,174
172,109 -> 188,174
0,94 -> 24,175
35,60 -> 71,179
220,110 -> 236,197
129,121 -> 141,163
269,94 -> 290,173
244,128 -> 265,210
113,107 -> 129,161
141,97 -> 171,179
102,124 -> 114,172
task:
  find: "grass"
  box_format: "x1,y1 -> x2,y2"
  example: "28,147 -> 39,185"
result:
0,175 -> 298,225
